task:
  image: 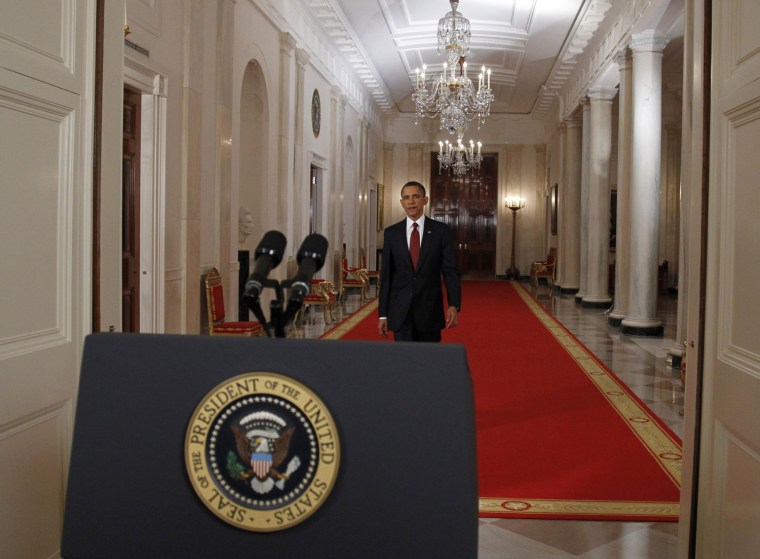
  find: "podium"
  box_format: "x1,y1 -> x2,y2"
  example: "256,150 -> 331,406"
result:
62,333 -> 477,558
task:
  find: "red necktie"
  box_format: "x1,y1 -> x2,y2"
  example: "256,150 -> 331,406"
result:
410,222 -> 420,269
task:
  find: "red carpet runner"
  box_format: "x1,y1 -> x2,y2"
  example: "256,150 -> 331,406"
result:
321,281 -> 681,521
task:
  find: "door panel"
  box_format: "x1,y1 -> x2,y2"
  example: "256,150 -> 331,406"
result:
430,153 -> 498,277
122,87 -> 141,332
0,2 -> 93,557
697,0 -> 760,556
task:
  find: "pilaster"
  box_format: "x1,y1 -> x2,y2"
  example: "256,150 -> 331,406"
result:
278,33 -> 296,230
292,48 -> 309,250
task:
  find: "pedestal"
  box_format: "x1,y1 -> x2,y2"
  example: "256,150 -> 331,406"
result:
238,250 -> 250,321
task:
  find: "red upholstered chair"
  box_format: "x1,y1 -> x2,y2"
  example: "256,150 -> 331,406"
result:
295,279 -> 337,324
204,267 -> 264,336
529,248 -> 557,295
338,257 -> 369,303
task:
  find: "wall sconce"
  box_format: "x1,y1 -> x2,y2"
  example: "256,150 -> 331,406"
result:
505,197 -> 525,279
505,197 -> 525,211
124,4 -> 131,37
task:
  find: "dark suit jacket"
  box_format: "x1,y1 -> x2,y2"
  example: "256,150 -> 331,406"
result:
378,216 -> 461,333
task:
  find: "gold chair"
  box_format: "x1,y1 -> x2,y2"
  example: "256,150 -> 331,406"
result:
529,248 -> 556,294
295,279 -> 337,325
337,256 -> 369,303
360,247 -> 380,288
204,267 -> 264,336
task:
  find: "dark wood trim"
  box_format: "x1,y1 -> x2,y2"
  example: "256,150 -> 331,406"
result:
688,0 -> 711,556
122,85 -> 142,332
92,0 -> 104,331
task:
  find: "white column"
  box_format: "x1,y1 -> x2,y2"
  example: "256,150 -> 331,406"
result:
662,124 -> 681,287
582,86 -> 617,307
560,115 -> 582,293
554,124 -> 566,289
668,124 -> 691,364
575,99 -> 591,303
609,49 -> 633,325
621,31 -> 669,336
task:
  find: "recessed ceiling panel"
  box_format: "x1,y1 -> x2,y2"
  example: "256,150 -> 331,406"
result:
309,0 -> 612,115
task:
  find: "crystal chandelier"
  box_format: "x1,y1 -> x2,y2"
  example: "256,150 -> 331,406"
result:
437,138 -> 482,176
438,0 -> 471,67
412,1 -> 493,137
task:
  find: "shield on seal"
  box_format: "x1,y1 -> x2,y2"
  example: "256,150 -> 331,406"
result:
251,452 -> 272,479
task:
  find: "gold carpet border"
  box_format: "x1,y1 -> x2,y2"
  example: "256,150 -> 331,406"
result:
512,282 -> 682,488
319,299 -> 379,340
479,497 -> 679,518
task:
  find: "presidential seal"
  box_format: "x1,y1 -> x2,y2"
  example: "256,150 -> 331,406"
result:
185,372 -> 340,531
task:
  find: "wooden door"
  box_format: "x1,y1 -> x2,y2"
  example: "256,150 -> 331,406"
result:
0,2 -> 94,556
122,87 -> 140,332
693,0 -> 760,556
430,153 -> 498,277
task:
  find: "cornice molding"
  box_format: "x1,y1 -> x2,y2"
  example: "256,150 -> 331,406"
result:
533,0 -> 613,118
307,0 -> 394,114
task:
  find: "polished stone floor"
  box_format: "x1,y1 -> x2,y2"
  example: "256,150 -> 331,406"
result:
291,280 -> 684,559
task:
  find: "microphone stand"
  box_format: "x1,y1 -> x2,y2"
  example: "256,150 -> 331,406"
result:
242,279 -> 303,338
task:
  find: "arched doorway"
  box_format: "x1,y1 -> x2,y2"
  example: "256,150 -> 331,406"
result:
239,60 -> 269,239
238,60 -> 269,319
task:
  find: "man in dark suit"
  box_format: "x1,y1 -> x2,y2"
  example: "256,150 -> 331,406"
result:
377,181 -> 461,342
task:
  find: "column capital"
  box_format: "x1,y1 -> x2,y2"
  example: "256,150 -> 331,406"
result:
565,115 -> 583,128
615,48 -> 632,70
295,48 -> 310,69
587,85 -> 618,102
280,32 -> 297,55
629,31 -> 670,54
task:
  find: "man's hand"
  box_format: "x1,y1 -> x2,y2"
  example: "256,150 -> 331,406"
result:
378,318 -> 388,337
445,306 -> 458,328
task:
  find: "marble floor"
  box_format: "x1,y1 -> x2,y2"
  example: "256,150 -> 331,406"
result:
290,280 -> 684,559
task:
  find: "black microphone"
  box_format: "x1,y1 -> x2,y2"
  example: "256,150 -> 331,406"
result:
244,230 -> 287,299
288,233 -> 329,306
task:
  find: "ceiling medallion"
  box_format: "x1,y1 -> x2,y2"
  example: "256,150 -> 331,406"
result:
412,1 -> 493,139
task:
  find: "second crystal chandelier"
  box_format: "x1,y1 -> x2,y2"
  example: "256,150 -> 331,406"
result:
412,1 -> 493,139
438,138 -> 482,176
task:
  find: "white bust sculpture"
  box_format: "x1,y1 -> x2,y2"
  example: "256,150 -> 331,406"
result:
238,207 -> 254,245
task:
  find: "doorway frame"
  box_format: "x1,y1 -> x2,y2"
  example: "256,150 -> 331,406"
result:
123,57 -> 167,333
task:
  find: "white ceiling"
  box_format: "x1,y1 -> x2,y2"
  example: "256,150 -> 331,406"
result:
304,0 -> 630,117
